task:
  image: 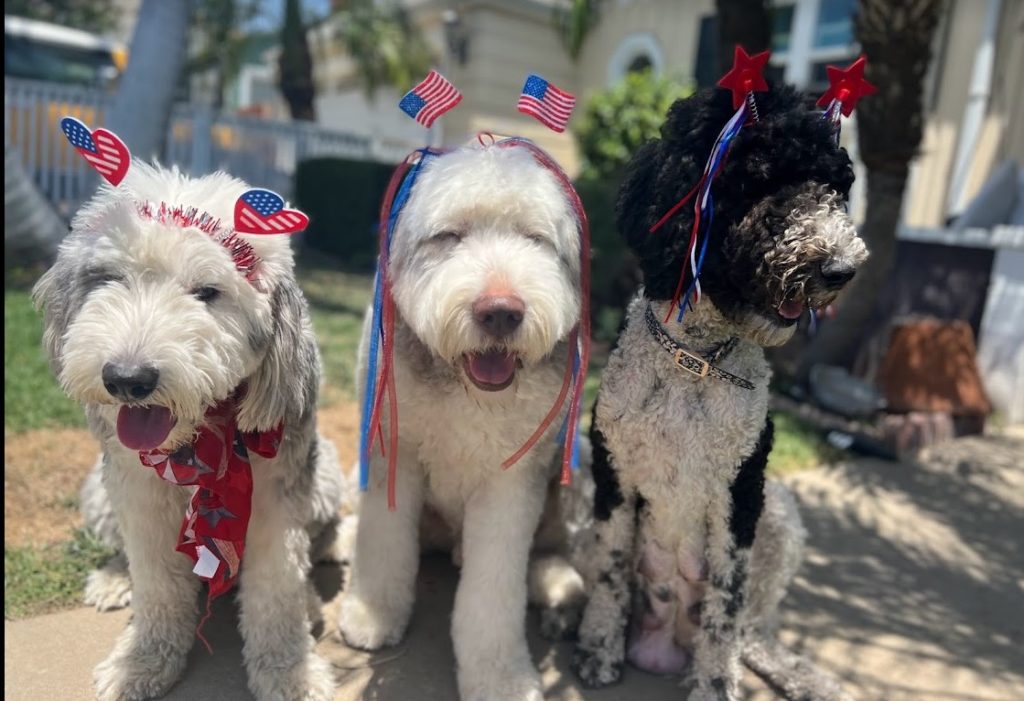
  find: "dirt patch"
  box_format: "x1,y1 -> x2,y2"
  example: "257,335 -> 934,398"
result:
317,401 -> 360,477
4,428 -> 100,548
3,403 -> 362,549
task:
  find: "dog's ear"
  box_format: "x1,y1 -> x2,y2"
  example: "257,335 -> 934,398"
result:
32,253 -> 77,375
236,275 -> 320,432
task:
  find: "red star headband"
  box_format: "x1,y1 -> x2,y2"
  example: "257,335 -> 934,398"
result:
649,48 -> 874,321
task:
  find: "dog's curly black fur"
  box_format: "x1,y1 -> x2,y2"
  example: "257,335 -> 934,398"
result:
573,84 -> 863,701
617,84 -> 855,321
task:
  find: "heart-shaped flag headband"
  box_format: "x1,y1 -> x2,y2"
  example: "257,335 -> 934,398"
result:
60,117 -> 308,235
59,117 -> 310,282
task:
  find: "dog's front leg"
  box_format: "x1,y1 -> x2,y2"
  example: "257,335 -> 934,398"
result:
93,462 -> 198,701
572,492 -> 637,687
453,467 -> 548,701
690,419 -> 772,701
340,448 -> 425,649
237,469 -> 335,701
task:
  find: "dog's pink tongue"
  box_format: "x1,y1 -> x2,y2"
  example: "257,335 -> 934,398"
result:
116,405 -> 176,451
467,351 -> 517,387
778,299 -> 805,320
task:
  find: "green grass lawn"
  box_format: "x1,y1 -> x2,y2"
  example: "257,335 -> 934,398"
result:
5,290 -> 86,433
3,262 -> 839,618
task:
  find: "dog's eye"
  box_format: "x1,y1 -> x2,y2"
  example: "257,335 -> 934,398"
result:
432,230 -> 463,244
193,286 -> 221,303
84,270 -> 122,288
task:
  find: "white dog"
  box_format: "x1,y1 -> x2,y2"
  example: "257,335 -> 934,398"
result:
339,142 -> 588,701
33,161 -> 344,701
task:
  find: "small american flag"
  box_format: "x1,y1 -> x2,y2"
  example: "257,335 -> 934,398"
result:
517,75 -> 576,133
399,71 -> 463,128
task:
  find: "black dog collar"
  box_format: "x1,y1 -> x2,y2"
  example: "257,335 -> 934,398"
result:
644,304 -> 755,391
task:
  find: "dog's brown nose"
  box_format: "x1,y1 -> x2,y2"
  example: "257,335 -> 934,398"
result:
472,295 -> 525,338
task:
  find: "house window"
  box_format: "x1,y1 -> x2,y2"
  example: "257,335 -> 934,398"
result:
814,0 -> 856,48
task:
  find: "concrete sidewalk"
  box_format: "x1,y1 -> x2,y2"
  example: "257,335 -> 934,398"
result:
6,434 -> 1024,701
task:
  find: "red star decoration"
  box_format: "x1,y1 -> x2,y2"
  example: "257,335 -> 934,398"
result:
817,56 -> 877,117
717,46 -> 771,110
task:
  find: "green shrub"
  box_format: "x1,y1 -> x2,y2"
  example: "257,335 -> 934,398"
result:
573,70 -> 692,181
576,178 -> 639,343
294,157 -> 397,270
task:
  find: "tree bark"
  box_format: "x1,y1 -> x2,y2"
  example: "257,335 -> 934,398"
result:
106,0 -> 192,161
279,0 -> 316,121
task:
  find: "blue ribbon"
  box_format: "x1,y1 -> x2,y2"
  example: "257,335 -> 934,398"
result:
359,151 -> 435,491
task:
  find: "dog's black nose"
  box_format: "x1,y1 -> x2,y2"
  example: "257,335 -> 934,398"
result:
472,295 -> 525,338
102,363 -> 159,401
820,260 -> 856,289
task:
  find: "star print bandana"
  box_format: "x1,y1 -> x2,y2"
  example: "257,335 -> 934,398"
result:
138,394 -> 283,648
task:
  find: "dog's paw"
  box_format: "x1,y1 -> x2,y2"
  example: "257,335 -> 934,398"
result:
84,560 -> 132,612
459,663 -> 543,701
539,602 -> 582,641
338,593 -> 407,650
571,645 -> 623,688
247,652 -> 335,701
687,683 -> 735,701
93,645 -> 186,701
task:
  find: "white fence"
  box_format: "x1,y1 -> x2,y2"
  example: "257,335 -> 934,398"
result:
4,78 -> 414,218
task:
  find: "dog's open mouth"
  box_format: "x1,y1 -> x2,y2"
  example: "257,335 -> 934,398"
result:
116,405 -> 177,450
463,351 -> 518,392
777,297 -> 806,324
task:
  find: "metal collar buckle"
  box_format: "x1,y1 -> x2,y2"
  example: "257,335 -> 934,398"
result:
673,348 -> 711,378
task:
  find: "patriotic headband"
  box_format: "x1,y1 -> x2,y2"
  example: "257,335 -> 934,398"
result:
59,117 -> 309,284
649,49 -> 875,322
399,70 -> 577,134
360,138 -> 591,509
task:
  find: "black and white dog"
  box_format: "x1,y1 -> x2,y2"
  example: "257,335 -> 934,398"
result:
572,84 -> 866,701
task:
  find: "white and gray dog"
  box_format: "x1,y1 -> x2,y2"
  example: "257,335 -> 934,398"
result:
572,85 -> 866,701
339,141 -> 589,701
33,160 -> 346,701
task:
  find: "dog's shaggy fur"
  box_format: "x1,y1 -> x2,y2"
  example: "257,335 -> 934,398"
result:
33,163 -> 346,701
339,143 -> 587,701
572,84 -> 866,701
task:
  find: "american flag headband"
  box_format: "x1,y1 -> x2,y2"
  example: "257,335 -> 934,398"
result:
58,117 -> 310,286
362,80 -> 590,509
647,49 -> 875,323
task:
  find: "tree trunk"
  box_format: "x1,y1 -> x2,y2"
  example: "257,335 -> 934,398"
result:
4,147 -> 68,269
796,0 -> 942,382
716,0 -> 771,73
106,0 -> 192,161
798,169 -> 905,372
279,0 -> 316,121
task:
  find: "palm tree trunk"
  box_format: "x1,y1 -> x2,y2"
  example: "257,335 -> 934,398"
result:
107,0 -> 192,160
279,0 -> 316,121
4,147 -> 67,269
798,169 -> 905,372
797,0 -> 942,381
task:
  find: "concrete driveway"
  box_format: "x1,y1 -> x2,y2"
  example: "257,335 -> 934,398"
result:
5,433 -> 1023,701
